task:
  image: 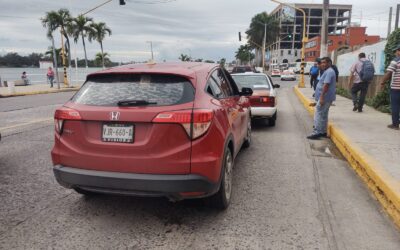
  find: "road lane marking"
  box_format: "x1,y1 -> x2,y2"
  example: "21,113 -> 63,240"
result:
0,118 -> 53,132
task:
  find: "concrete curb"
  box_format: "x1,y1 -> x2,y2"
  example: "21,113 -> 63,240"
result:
294,86 -> 400,228
0,87 -> 80,98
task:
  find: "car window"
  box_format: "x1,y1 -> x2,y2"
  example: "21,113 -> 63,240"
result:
211,69 -> 233,97
206,77 -> 225,98
72,74 -> 195,107
231,75 -> 271,90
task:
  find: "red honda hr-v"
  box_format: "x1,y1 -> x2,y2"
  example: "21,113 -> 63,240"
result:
51,62 -> 252,209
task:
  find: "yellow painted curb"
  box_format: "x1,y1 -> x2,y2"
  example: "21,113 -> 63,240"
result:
0,87 -> 80,98
294,86 -> 400,228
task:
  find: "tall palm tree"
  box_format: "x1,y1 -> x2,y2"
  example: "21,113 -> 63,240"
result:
245,12 -> 280,66
45,46 -> 62,64
88,22 -> 112,68
67,15 -> 93,69
95,52 -> 110,67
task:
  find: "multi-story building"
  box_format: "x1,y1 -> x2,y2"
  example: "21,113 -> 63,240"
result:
266,3 -> 352,65
304,26 -> 380,62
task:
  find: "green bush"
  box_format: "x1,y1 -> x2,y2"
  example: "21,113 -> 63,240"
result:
371,28 -> 400,110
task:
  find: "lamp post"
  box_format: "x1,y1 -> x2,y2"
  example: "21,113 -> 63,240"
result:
146,41 -> 154,61
271,0 -> 308,88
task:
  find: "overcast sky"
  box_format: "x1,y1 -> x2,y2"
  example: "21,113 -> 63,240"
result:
0,0 -> 397,63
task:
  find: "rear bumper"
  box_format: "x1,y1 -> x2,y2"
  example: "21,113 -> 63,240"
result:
251,107 -> 277,118
53,165 -> 219,199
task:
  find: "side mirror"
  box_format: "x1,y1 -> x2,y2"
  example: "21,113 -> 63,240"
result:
240,87 -> 253,96
273,84 -> 280,88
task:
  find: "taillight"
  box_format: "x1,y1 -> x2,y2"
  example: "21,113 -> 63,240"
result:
260,96 -> 275,107
54,108 -> 82,134
152,109 -> 214,140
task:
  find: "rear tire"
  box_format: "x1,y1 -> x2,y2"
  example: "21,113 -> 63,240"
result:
268,112 -> 277,127
242,119 -> 252,148
208,147 -> 234,209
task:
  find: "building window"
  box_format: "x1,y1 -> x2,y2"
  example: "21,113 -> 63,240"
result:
288,50 -> 292,55
281,50 -> 284,56
295,50 -> 298,57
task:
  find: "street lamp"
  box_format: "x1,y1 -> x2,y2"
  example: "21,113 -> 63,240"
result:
270,0 -> 308,88
146,41 -> 154,61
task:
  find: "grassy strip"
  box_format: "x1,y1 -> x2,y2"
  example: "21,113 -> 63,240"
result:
336,87 -> 391,114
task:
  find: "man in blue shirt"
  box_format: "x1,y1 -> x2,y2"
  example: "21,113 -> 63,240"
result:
307,57 -> 336,140
309,62 -> 319,89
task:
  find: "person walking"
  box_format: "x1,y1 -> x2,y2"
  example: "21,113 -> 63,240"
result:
310,62 -> 319,89
47,67 -> 55,88
307,57 -> 337,140
349,53 -> 375,112
380,45 -> 400,130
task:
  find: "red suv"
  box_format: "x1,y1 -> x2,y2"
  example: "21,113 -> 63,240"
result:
51,62 -> 252,209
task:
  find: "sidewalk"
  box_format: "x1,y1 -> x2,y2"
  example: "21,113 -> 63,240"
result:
294,86 -> 400,228
0,83 -> 82,98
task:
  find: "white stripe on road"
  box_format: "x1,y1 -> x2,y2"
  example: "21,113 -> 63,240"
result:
0,118 -> 53,132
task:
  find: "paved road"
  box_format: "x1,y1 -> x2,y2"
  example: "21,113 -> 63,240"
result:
0,82 -> 399,249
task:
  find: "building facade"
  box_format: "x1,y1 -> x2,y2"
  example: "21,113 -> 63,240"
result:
266,3 -> 352,65
304,26 -> 380,62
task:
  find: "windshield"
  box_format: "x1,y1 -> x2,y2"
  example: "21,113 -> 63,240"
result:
72,74 -> 195,107
231,75 -> 271,90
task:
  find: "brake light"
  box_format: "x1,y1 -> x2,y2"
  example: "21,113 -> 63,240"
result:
54,108 -> 82,134
152,109 -> 214,140
260,96 -> 275,107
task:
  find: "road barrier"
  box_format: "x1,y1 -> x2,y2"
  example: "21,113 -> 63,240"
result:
294,86 -> 400,229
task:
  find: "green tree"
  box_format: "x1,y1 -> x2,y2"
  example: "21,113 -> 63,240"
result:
68,15 -> 94,69
41,9 -> 73,67
45,46 -> 62,65
89,22 -> 112,68
179,54 -> 191,62
204,60 -> 215,63
235,44 -> 255,64
371,28 -> 400,111
95,52 -> 111,67
194,58 -> 203,62
245,12 -> 279,65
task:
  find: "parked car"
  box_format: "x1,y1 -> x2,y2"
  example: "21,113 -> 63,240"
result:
51,62 -> 253,209
231,66 -> 257,74
281,70 -> 297,81
231,72 -> 279,126
271,69 -> 281,77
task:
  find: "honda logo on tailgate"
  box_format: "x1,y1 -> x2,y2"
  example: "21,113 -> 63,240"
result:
110,111 -> 120,121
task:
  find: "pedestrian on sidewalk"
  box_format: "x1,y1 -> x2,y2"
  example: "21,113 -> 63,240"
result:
307,57 -> 337,140
349,53 -> 375,112
380,45 -> 400,130
310,62 -> 319,89
47,67 -> 55,88
21,71 -> 29,85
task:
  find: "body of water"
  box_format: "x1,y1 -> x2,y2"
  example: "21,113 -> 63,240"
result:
0,67 -> 103,85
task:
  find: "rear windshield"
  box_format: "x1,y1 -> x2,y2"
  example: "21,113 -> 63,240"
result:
72,74 -> 195,106
232,67 -> 252,73
231,75 -> 271,90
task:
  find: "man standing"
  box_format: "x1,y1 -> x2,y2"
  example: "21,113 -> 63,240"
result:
380,45 -> 400,130
307,57 -> 337,140
309,62 -> 319,89
349,53 -> 375,112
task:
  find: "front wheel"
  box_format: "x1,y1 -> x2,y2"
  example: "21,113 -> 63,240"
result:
242,119 -> 252,148
208,147 -> 234,209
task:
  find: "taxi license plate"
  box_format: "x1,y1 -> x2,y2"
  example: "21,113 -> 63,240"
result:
102,124 -> 134,143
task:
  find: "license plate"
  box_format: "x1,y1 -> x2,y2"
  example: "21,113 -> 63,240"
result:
102,124 -> 134,143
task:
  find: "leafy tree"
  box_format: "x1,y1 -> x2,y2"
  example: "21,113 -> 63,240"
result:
204,60 -> 215,63
88,22 -> 112,68
95,52 -> 111,67
194,58 -> 203,62
179,54 -> 191,62
235,44 -> 255,64
371,28 -> 400,111
68,15 -> 94,69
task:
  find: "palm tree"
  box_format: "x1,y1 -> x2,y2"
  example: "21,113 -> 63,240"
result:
67,15 -> 93,69
179,54 -> 191,62
95,52 -> 110,67
45,46 -> 62,64
245,12 -> 279,66
235,44 -> 255,65
89,22 -> 112,68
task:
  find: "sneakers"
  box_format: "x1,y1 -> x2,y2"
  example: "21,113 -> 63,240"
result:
353,105 -> 358,111
307,133 -> 327,140
387,124 -> 400,130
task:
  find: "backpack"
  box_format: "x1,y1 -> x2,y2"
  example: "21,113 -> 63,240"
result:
358,60 -> 375,82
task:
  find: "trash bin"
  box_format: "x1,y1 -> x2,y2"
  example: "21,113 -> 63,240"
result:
8,81 -> 15,94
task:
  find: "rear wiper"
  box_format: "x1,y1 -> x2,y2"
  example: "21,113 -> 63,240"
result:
117,100 -> 157,106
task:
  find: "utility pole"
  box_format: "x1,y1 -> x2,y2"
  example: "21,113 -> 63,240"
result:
388,7 -> 393,38
147,41 -> 154,61
395,4 -> 400,30
320,0 -> 329,58
262,23 -> 267,71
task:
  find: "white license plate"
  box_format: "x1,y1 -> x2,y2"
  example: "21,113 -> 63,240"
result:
102,124 -> 134,143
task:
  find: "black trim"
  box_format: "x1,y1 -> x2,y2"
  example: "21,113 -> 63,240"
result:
53,165 -> 219,198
